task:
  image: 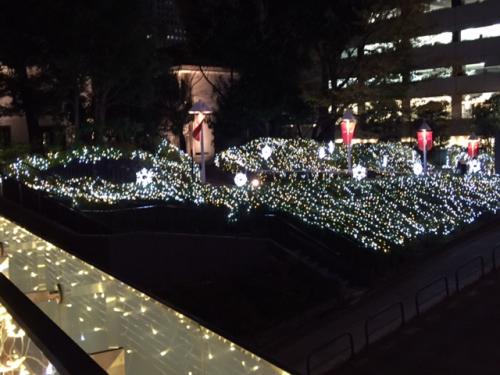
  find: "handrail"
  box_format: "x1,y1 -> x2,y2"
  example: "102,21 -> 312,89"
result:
415,277 -> 450,316
364,302 -> 405,346
265,213 -> 336,255
455,255 -> 485,292
0,274 -> 106,375
491,244 -> 500,271
306,332 -> 354,375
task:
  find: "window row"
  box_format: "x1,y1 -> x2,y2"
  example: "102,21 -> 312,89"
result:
342,22 -> 500,58
349,92 -> 498,119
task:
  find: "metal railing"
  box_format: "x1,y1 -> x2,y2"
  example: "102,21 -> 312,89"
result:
415,277 -> 450,316
306,333 -> 354,375
364,302 -> 405,347
306,242 -> 500,375
455,256 -> 485,292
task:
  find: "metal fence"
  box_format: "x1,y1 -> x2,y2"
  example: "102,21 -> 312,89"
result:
306,244 -> 500,375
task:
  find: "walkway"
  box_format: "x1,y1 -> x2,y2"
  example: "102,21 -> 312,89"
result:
264,217 -> 500,374
336,272 -> 500,375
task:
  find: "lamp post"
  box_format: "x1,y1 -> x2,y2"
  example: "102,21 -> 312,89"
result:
341,110 -> 357,174
467,133 -> 480,158
417,121 -> 433,175
189,101 -> 212,184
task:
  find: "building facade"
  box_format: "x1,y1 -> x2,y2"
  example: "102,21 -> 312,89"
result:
148,0 -> 186,47
341,0 -> 500,136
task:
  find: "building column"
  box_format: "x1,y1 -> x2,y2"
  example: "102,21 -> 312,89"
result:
402,98 -> 411,122
452,94 -> 462,120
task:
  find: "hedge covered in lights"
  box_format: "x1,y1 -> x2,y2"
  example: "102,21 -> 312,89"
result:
3,140 -> 499,252
215,138 -> 422,176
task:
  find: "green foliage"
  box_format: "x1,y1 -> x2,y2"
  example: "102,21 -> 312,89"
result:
6,141 -> 500,252
215,138 -> 418,175
360,100 -> 404,140
0,0 -> 188,150
473,94 -> 500,139
413,101 -> 450,146
0,145 -> 31,164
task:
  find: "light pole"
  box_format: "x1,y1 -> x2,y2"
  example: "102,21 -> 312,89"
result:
341,110 -> 357,174
189,101 -> 212,184
417,121 -> 433,175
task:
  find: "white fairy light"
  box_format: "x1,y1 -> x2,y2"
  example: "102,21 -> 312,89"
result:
328,141 -> 335,154
318,147 -> 326,159
250,179 -> 261,188
382,155 -> 389,168
4,139 -> 499,253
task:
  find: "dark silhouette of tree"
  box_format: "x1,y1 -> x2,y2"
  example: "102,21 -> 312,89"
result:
473,94 -> 500,146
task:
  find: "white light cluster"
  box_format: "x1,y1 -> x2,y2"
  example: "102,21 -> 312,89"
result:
215,138 -> 421,176
5,139 -> 500,253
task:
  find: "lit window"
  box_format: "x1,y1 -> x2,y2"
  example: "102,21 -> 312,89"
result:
410,67 -> 452,82
336,78 -> 358,88
462,0 -> 486,4
366,73 -> 403,86
410,32 -> 453,48
463,62 -> 485,76
461,23 -> 500,41
464,63 -> 500,75
364,42 -> 395,55
462,92 -> 498,118
411,96 -> 452,118
425,0 -> 451,12
368,8 -> 401,24
341,48 -> 358,59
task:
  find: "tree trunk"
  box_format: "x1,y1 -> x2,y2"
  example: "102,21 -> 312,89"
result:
16,65 -> 43,152
74,82 -> 81,128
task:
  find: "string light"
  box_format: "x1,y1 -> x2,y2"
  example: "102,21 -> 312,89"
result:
4,139 -> 499,253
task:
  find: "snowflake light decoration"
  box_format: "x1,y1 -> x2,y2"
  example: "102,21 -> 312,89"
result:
261,145 -> 273,160
136,168 -> 154,187
468,159 -> 481,174
234,173 -> 248,187
382,155 -> 389,168
413,162 -> 423,176
352,165 -> 367,181
328,141 -> 335,154
318,147 -> 326,159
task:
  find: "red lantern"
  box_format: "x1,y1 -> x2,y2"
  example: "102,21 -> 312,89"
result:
341,110 -> 357,146
417,122 -> 433,152
467,133 -> 480,158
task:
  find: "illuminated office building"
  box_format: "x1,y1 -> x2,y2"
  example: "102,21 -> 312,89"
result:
341,0 -> 500,131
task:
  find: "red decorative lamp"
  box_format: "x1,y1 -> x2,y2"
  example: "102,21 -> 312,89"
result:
341,109 -> 357,173
467,133 -> 480,158
417,121 -> 433,175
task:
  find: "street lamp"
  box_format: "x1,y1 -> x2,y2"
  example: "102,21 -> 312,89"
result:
417,121 -> 433,175
341,109 -> 357,173
467,133 -> 480,158
189,100 -> 212,184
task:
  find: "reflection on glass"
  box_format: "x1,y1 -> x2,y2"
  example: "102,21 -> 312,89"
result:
0,302 -> 56,374
0,217 -> 288,375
